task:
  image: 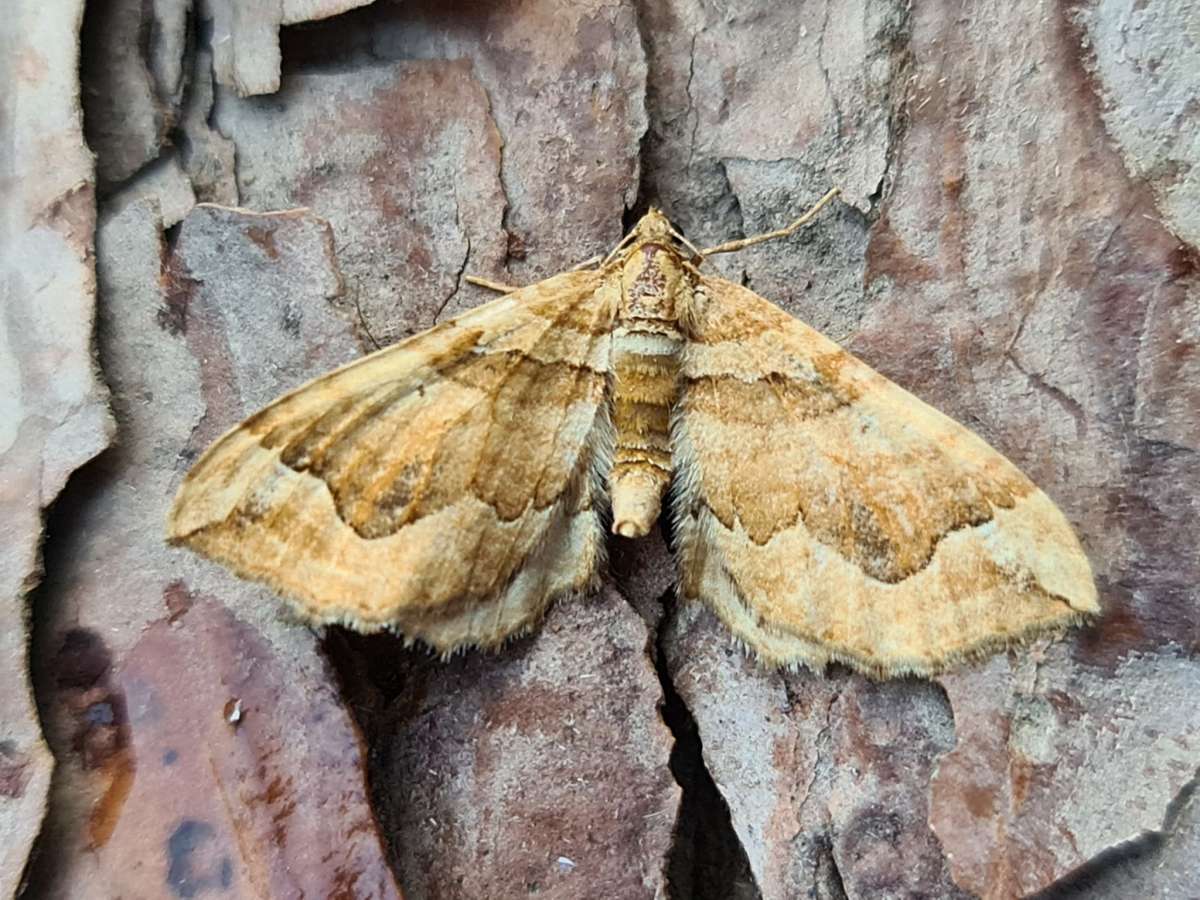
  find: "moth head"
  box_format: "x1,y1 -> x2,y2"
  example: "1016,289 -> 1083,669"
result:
632,208 -> 674,243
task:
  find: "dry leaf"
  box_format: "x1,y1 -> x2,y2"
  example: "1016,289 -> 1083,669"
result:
168,193 -> 1097,677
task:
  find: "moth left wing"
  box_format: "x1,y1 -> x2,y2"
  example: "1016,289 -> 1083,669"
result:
671,275 -> 1098,677
169,270 -> 617,653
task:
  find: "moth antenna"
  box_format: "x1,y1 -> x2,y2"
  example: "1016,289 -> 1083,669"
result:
600,227 -> 641,267
667,226 -> 705,264
465,274 -> 522,294
699,186 -> 841,258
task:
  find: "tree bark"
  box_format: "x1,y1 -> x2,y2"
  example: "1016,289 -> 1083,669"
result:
5,0 -> 1197,897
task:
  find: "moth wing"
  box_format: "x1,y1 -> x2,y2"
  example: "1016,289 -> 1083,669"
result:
169,270 -> 617,653
672,275 -> 1098,677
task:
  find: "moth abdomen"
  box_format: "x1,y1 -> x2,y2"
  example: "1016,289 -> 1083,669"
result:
609,325 -> 684,538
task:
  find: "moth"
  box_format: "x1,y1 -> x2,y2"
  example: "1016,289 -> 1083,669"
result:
168,189 -> 1098,678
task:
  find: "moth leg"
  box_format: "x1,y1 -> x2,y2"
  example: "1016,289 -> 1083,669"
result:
466,251 -> 604,296
699,186 -> 841,258
569,254 -> 603,272
465,275 -> 522,294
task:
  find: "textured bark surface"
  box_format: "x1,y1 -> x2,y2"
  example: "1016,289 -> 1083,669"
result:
360,587 -> 677,898
0,3 -> 115,894
5,0 -> 1198,897
26,203 -> 401,898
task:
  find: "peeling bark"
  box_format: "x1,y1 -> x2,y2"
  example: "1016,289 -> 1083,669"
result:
0,2 -> 115,894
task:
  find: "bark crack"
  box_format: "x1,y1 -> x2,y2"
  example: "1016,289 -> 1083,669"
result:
652,594 -> 761,899
803,686 -> 837,818
1029,765 -> 1200,899
1005,350 -> 1089,440
685,30 -> 700,172
816,0 -> 844,141
469,73 -> 515,276
786,677 -> 841,894
436,191 -> 470,324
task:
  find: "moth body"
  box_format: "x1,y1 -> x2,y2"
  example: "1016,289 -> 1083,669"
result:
610,230 -> 691,538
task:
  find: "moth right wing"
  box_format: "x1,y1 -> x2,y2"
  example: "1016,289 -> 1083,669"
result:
168,270 -> 618,653
671,274 -> 1098,677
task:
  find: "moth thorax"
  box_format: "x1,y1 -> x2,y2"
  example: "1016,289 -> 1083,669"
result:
619,243 -> 688,321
